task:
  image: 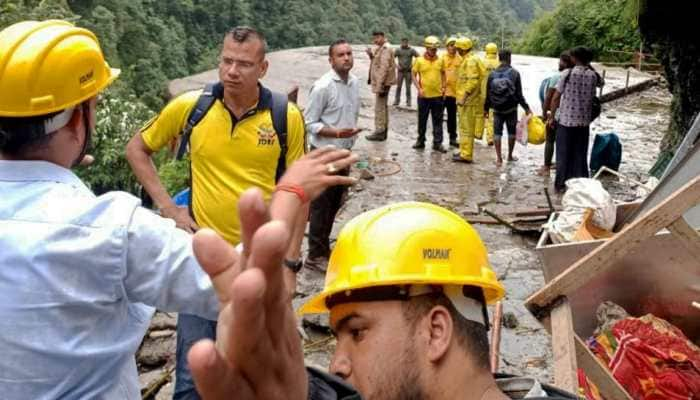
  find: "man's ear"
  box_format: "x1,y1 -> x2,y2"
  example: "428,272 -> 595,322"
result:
425,305 -> 453,363
259,59 -> 269,79
65,107 -> 84,143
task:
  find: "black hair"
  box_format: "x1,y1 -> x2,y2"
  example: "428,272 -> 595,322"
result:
227,26 -> 268,55
0,111 -> 60,157
372,31 -> 385,37
328,39 -> 350,57
570,46 -> 594,65
402,291 -> 490,369
498,49 -> 512,63
559,50 -> 573,68
401,38 -> 409,41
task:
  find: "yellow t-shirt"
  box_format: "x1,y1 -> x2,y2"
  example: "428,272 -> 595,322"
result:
440,53 -> 463,98
412,55 -> 444,99
140,85 -> 305,245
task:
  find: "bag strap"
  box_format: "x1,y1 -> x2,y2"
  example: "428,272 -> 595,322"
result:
176,82 -> 221,160
270,91 -> 289,183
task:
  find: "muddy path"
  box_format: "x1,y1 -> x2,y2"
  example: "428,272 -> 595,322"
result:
143,46 -> 670,397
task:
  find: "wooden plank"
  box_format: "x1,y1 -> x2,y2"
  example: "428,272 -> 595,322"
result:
599,77 -> 660,103
526,175 -> 700,314
551,299 -> 579,393
514,209 -> 555,217
575,336 -> 632,400
490,301 -> 504,373
465,216 -> 501,225
667,217 -> 700,259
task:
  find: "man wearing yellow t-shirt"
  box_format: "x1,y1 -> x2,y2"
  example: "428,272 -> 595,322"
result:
441,37 -> 463,148
125,27 -> 306,399
412,36 -> 447,153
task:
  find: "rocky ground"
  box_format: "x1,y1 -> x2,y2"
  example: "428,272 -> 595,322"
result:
141,47 -> 671,398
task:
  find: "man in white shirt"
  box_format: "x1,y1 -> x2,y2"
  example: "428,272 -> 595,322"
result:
303,39 -> 361,272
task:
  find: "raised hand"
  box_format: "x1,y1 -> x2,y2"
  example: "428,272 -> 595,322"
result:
187,189 -> 308,400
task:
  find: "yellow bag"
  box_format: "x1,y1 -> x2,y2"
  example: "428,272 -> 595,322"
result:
527,116 -> 546,145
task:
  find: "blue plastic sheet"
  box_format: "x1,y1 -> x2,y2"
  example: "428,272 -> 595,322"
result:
590,132 -> 622,174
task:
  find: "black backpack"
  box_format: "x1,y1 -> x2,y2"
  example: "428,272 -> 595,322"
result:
175,82 -> 290,183
489,67 -> 517,109
174,82 -> 290,219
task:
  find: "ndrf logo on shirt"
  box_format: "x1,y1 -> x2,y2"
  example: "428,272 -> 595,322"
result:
257,123 -> 277,146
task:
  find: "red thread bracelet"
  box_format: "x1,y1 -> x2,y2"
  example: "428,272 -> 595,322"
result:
275,184 -> 308,203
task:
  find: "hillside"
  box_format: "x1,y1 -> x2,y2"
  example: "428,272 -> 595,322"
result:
1,0 -> 556,108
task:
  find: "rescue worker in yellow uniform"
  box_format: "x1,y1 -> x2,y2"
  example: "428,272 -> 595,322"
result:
441,37 -> 463,148
453,37 -> 486,163
481,43 -> 500,146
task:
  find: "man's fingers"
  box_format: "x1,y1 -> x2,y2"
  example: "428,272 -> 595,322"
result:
327,175 -> 358,187
238,188 -> 270,258
327,153 -> 359,171
229,268 -> 271,377
193,228 -> 240,303
247,220 -> 290,301
316,148 -> 353,165
306,145 -> 336,159
188,339 -> 252,399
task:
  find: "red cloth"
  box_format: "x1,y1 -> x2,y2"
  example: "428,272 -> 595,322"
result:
607,315 -> 700,399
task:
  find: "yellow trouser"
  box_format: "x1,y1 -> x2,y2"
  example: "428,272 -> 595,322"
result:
458,104 -> 481,160
485,109 -> 494,143
474,101 -> 485,140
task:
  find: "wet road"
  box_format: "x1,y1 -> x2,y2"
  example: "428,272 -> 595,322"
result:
172,45 -> 671,383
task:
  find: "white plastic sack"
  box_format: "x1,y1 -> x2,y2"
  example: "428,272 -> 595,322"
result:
515,114 -> 530,146
545,178 -> 616,243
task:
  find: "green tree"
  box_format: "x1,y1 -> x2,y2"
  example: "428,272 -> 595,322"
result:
516,0 -> 640,61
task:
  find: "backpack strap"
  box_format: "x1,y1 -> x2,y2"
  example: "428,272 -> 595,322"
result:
270,91 -> 289,183
176,82 -> 222,160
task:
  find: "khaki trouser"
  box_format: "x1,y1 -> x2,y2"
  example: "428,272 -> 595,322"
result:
374,92 -> 389,132
394,70 -> 413,105
458,104 -> 481,160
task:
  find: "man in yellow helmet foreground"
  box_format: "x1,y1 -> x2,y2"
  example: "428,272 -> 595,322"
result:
0,20 -> 355,399
187,202 -> 578,400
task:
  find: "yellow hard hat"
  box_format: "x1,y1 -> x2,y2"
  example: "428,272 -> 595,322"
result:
445,36 -> 458,46
423,35 -> 440,49
0,20 -> 120,117
455,37 -> 473,51
527,116 -> 546,145
299,202 -> 505,315
485,42 -> 498,55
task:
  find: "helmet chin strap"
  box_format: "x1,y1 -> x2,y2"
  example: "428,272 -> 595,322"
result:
72,102 -> 92,168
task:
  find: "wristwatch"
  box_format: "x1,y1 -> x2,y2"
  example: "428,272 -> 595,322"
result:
283,258 -> 303,273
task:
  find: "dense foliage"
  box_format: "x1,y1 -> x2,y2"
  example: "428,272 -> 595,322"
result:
516,0 -> 641,61
1,0 -> 557,195
3,0 -> 556,109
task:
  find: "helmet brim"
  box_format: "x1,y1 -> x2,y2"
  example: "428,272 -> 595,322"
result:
297,278 -> 505,316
